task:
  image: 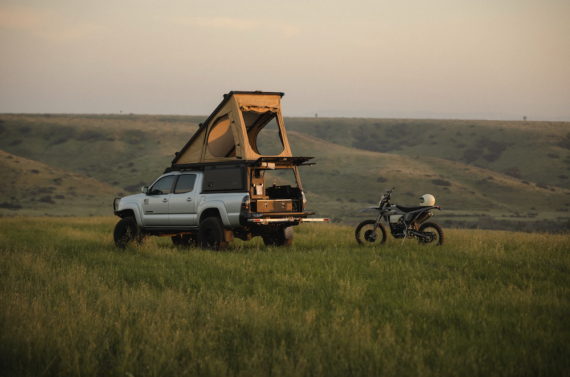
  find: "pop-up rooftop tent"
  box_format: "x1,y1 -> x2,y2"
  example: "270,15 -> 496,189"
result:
171,91 -> 303,168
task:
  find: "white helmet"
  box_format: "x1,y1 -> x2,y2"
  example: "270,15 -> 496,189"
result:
419,194 -> 435,207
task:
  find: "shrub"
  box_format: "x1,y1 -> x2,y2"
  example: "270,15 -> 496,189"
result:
432,179 -> 452,186
39,195 -> 55,204
0,202 -> 21,210
76,130 -> 103,141
53,137 -> 68,145
463,148 -> 483,163
505,167 -> 522,179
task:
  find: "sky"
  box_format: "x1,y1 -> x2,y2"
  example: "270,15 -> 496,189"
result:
1,0 -> 569,121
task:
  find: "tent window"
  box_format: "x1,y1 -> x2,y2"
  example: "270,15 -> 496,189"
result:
207,115 -> 236,157
243,111 -> 284,156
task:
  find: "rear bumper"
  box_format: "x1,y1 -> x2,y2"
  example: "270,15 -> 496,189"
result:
247,217 -> 330,225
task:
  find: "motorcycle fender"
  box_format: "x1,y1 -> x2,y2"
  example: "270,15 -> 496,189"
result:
359,206 -> 381,213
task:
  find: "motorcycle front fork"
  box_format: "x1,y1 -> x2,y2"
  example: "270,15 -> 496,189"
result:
371,213 -> 384,242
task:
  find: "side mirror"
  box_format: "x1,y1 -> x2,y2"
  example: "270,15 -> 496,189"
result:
142,186 -> 149,194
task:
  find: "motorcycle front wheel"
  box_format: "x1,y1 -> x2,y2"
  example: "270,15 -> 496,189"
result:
355,220 -> 387,246
418,221 -> 445,246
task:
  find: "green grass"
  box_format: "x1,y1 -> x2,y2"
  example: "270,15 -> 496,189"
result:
1,217 -> 569,376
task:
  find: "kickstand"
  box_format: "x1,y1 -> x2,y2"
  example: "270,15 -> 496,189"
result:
401,233 -> 407,246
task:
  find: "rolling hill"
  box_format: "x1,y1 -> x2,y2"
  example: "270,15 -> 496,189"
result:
284,117 -> 570,189
0,149 -> 119,216
1,114 -> 569,229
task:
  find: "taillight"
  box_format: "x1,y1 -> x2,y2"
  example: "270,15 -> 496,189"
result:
241,194 -> 250,213
301,191 -> 306,211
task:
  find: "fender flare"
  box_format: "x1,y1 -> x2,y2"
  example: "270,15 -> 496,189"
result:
197,200 -> 231,227
116,202 -> 144,228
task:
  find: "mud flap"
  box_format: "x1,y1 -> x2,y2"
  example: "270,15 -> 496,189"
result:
224,229 -> 235,242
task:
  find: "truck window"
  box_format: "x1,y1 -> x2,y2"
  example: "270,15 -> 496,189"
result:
174,174 -> 197,194
150,175 -> 176,195
203,166 -> 245,192
266,168 -> 299,187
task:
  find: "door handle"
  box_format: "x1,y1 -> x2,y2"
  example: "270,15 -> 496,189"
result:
162,198 -> 168,203
186,198 -> 193,202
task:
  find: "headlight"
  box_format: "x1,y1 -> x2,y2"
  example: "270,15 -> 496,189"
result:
113,197 -> 121,211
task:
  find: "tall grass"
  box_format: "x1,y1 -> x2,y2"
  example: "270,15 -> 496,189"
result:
1,216 -> 569,376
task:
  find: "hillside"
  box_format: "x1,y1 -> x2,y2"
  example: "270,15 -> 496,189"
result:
0,149 -> 119,216
284,117 -> 570,189
0,114 -> 569,228
0,114 -> 202,193
283,131 -> 570,224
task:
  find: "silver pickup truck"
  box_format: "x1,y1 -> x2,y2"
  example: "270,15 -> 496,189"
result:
113,159 -> 328,249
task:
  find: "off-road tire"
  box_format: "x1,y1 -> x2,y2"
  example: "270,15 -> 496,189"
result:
262,227 -> 294,247
355,219 -> 387,246
114,217 -> 145,249
418,221 -> 444,246
172,234 -> 198,247
199,217 -> 228,250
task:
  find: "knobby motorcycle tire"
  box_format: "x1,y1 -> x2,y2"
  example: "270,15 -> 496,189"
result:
355,219 -> 387,245
418,221 -> 445,246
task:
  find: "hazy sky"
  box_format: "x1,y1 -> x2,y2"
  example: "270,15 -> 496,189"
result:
1,0 -> 569,120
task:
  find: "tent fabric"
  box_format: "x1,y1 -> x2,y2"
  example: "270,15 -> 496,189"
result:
173,92 -> 292,165
240,105 -> 279,114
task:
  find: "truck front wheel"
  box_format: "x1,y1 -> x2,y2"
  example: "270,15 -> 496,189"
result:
262,226 -> 294,247
199,217 -> 228,250
114,217 -> 145,249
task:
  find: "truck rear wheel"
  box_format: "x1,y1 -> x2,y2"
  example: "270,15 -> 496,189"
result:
262,226 -> 294,247
199,217 -> 228,250
114,217 -> 145,249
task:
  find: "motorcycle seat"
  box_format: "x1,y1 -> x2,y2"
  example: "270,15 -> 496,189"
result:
395,205 -> 426,213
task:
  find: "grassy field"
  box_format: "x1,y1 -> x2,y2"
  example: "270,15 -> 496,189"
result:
1,217 -> 569,376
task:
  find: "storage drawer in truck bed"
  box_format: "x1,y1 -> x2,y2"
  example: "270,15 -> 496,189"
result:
255,199 -> 293,213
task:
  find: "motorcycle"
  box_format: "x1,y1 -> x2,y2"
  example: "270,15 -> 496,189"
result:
355,187 -> 444,246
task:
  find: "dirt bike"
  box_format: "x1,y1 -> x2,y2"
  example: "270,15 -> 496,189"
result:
355,187 -> 444,246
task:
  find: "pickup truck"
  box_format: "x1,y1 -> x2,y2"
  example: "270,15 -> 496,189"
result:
113,159 -> 328,249
113,91 -> 329,249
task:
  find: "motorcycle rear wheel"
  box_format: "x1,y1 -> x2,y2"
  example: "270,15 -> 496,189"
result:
355,220 -> 387,246
418,221 -> 444,246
